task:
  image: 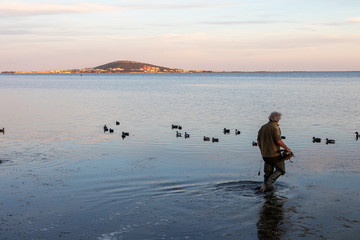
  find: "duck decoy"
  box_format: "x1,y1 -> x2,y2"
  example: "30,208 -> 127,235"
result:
0,128 -> 4,134
326,138 -> 335,144
103,125 -> 109,133
252,141 -> 258,146
312,137 -> 321,143
109,128 -> 114,133
235,129 -> 241,135
176,131 -> 182,137
281,136 -> 286,139
203,136 -> 210,141
184,132 -> 190,138
212,137 -> 219,143
223,128 -> 230,134
116,121 -> 120,125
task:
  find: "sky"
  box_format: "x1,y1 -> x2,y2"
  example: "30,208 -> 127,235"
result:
1,0 -> 360,71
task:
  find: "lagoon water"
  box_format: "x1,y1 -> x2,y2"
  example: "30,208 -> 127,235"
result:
0,72 -> 359,239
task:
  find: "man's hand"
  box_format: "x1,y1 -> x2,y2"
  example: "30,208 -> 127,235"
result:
282,151 -> 295,162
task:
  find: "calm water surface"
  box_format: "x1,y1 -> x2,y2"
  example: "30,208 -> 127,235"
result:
0,72 -> 359,239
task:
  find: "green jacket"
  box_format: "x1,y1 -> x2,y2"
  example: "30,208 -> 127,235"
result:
257,121 -> 282,158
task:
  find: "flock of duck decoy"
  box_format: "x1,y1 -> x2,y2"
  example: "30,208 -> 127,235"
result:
172,124 -> 243,143
0,125 -> 358,145
313,137 -> 334,144
312,132 -> 359,143
103,121 -> 130,139
102,123 -> 360,145
0,126 -> 358,166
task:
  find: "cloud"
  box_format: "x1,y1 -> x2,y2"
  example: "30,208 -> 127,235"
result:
307,17 -> 360,27
0,2 -> 117,16
348,17 -> 360,23
131,2 -> 233,10
115,0 -> 236,10
203,20 -> 295,25
0,1 -> 235,17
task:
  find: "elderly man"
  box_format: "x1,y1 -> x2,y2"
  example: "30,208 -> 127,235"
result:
257,111 -> 291,192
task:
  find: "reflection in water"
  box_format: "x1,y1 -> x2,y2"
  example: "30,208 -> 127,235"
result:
257,193 -> 287,240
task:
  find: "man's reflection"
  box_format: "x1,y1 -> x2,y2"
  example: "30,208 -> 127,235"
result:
257,193 -> 287,240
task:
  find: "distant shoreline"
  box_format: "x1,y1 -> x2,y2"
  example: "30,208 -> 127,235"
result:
2,60 -> 359,74
1,70 -> 360,75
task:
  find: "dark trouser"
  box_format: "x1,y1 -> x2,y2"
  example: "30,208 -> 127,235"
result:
263,155 -> 285,186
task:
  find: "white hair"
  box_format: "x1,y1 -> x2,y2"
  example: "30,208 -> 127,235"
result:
269,111 -> 282,122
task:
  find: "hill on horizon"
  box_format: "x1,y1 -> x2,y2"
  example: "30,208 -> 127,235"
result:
94,60 -> 181,73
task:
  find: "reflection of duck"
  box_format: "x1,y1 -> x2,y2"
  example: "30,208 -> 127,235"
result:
252,141 -> 258,146
223,128 -> 230,134
235,129 -> 241,135
312,137 -> 321,143
203,136 -> 210,141
103,125 -> 108,133
212,137 -> 219,143
326,138 -> 335,144
184,132 -> 190,138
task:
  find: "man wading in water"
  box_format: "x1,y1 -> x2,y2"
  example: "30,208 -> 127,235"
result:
257,111 -> 292,192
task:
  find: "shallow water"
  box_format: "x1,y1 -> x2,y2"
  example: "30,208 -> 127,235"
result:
0,72 -> 359,239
